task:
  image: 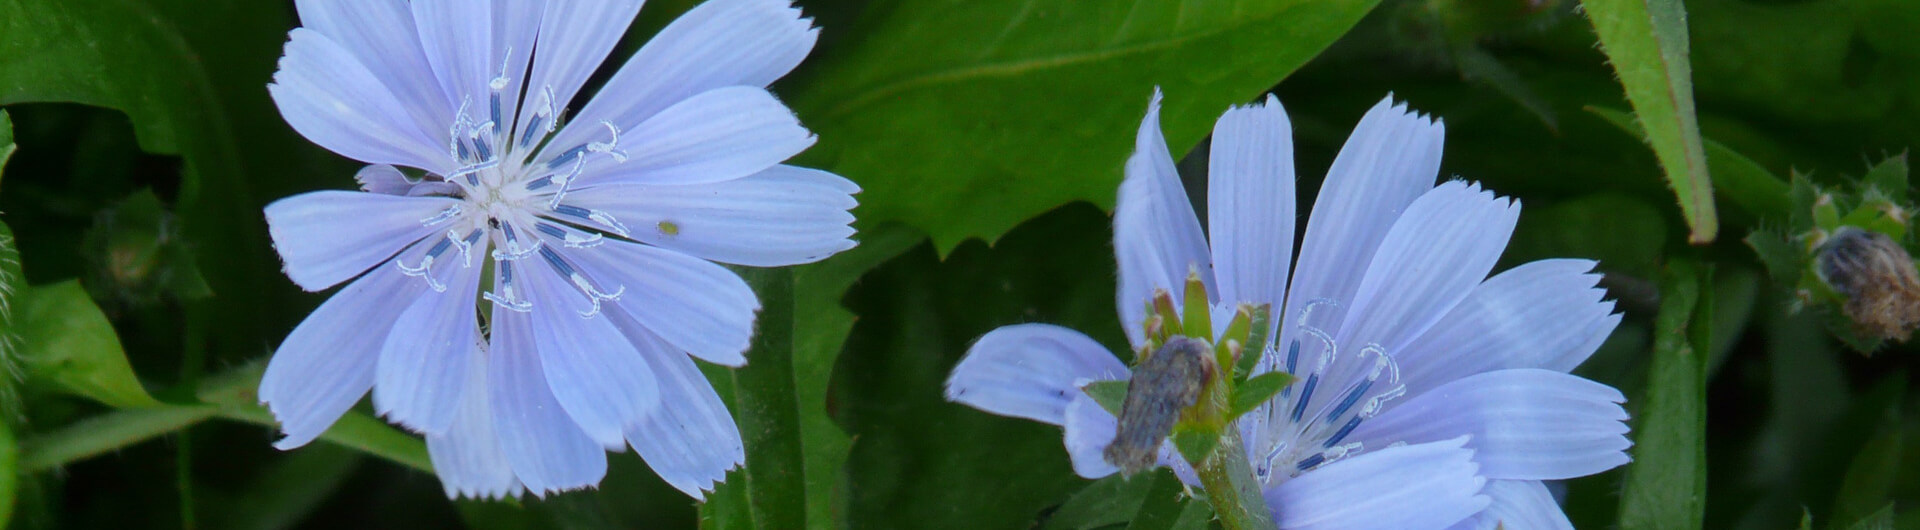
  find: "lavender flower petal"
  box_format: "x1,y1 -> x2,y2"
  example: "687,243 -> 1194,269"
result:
564,165 -> 859,268
373,258 -> 484,434
260,266 -> 424,450
488,308 -> 608,496
1266,437 -> 1489,530
945,324 -> 1128,425
1399,259 -> 1621,399
1115,89 -> 1214,345
269,28 -> 451,175
1207,94 -> 1296,316
569,237 -> 760,367
1338,181 -> 1520,351
1349,369 -> 1632,480
292,1 -> 449,137
263,190 -> 460,291
522,261 -> 660,449
615,318 -> 746,499
1451,480 -> 1574,530
426,353 -> 522,500
550,0 -> 817,156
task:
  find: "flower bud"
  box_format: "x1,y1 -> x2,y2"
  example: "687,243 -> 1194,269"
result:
1816,227 -> 1920,341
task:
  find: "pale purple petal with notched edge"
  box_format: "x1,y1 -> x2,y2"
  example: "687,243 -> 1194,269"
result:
1268,437 -> 1489,530
1398,259 -> 1620,400
1062,390 -> 1123,479
564,164 -> 858,268
550,0 -> 817,158
945,324 -> 1128,425
1207,94 -> 1296,318
1337,181 -> 1520,352
270,29 -> 451,175
1349,369 -> 1631,480
1115,89 -> 1214,347
354,164 -> 413,195
292,0 -> 450,140
1448,480 -> 1574,530
611,314 -> 745,499
513,0 -> 645,147
373,254 -> 484,435
488,307 -> 608,496
521,256 -> 660,449
1277,96 -> 1442,347
571,86 -> 815,187
427,350 -> 522,500
409,0 -> 494,113
263,190 -> 460,291
564,236 -> 760,367
260,265 -> 425,450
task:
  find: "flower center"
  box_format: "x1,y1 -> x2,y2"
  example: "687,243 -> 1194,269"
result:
1250,299 -> 1407,486
395,62 -> 638,321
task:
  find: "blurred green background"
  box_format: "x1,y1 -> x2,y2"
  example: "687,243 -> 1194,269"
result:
1,0 -> 1919,528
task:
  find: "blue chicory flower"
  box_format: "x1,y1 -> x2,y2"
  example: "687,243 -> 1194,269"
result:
945,90 -> 1629,529
258,0 -> 857,499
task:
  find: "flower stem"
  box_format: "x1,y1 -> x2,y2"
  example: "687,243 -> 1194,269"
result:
1194,429 -> 1275,530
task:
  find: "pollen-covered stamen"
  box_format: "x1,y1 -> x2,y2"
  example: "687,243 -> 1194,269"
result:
535,221 -> 605,249
398,235 -> 459,292
535,246 -> 625,318
542,155 -> 589,209
420,205 -> 465,227
490,220 -> 543,261
550,203 -> 632,237
520,86 -> 559,150
586,121 -> 629,163
449,229 -> 483,266
483,260 -> 533,313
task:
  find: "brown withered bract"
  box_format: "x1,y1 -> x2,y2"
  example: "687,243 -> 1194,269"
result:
1817,227 -> 1920,342
1104,336 -> 1216,475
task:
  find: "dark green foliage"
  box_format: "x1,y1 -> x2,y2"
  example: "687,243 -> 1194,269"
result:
2,0 -> 1920,528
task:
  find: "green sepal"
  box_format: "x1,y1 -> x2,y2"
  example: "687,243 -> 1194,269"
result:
1235,305 -> 1272,381
1228,372 -> 1297,420
1084,379 -> 1130,418
1180,270 -> 1210,342
1170,430 -> 1219,466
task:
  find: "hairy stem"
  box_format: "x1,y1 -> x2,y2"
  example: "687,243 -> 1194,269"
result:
1194,430 -> 1275,530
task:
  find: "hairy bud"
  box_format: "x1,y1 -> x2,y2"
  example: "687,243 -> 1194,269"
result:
1817,227 -> 1920,341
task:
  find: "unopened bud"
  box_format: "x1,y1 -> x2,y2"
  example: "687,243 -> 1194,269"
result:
1817,227 -> 1920,342
1105,336 -> 1216,475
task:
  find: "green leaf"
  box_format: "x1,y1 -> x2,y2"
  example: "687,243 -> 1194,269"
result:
14,279 -> 157,408
832,206 -> 1127,529
702,267 -> 806,529
1229,371 -> 1295,419
1042,473 -> 1157,530
1841,504 -> 1895,530
0,109 -> 14,183
1589,106 -> 1787,224
1580,0 -> 1718,242
1617,259 -> 1709,529
0,415 -> 14,528
1827,423 -> 1902,529
15,362 -> 431,475
789,0 -> 1383,252
0,0 -> 289,380
1122,470 -> 1190,530
1861,153 -> 1908,203
1085,379 -> 1130,418
1169,430 -> 1218,466
17,404 -> 217,473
